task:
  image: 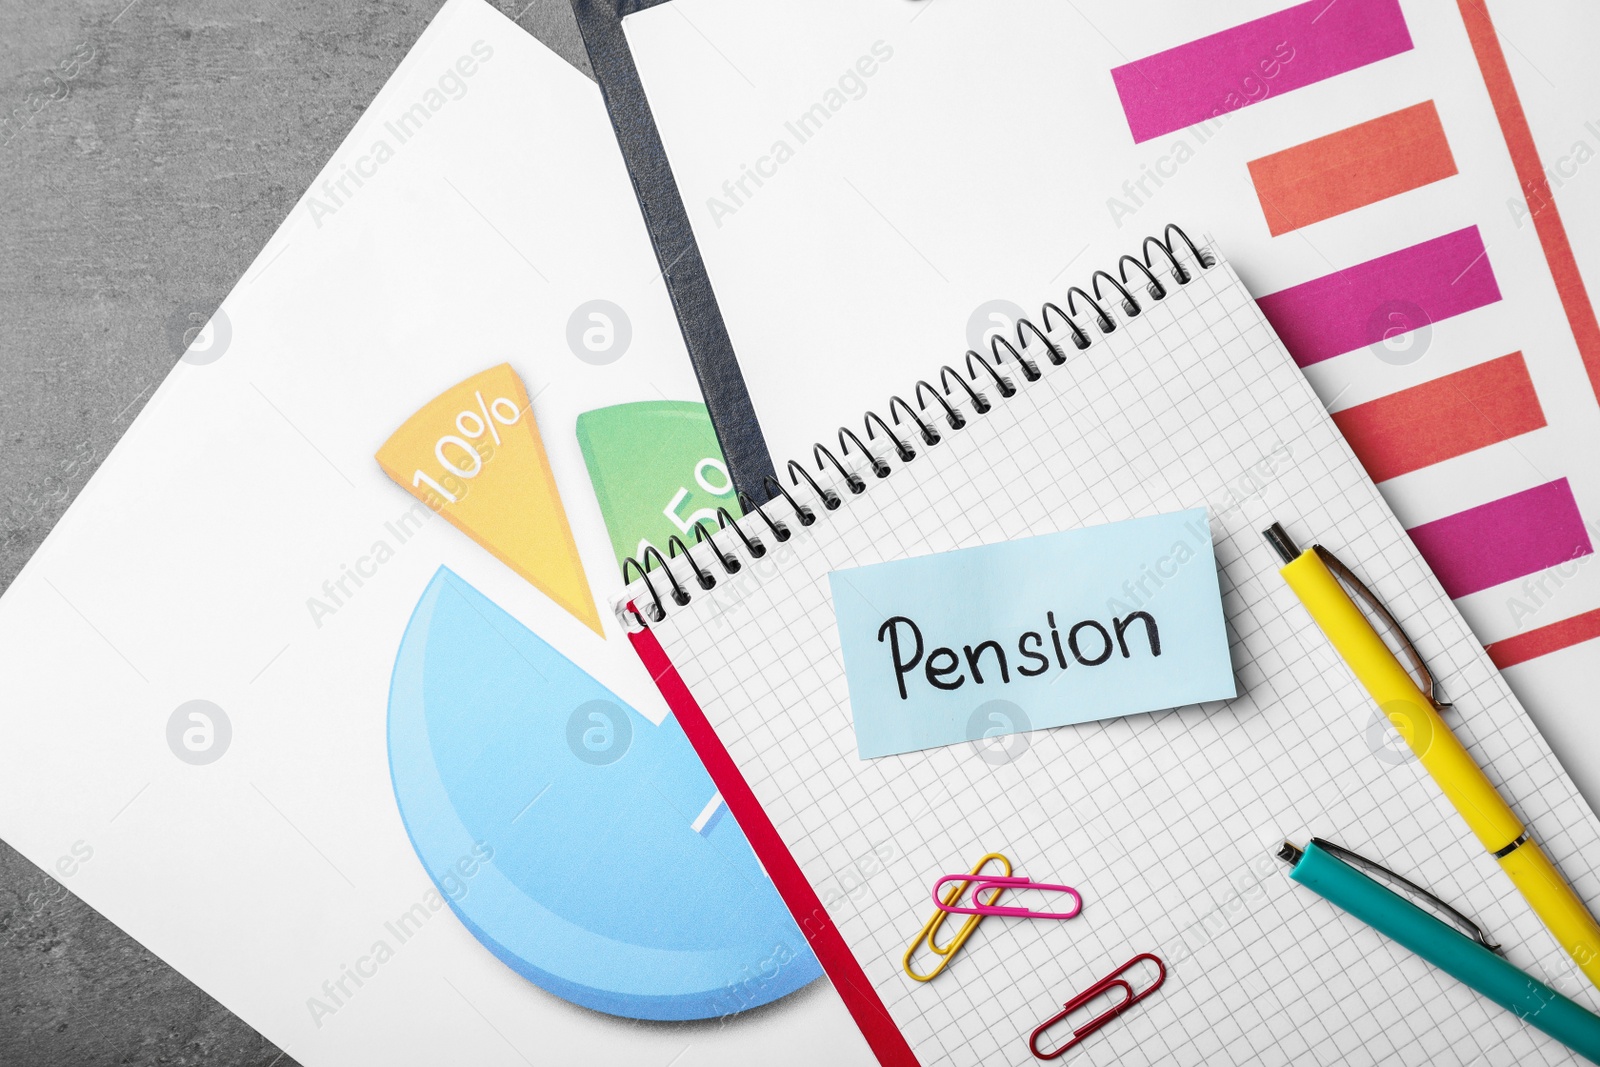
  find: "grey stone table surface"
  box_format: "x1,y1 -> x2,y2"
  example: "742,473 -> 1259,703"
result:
0,1 -> 589,1062
6,3 -> 1599,1065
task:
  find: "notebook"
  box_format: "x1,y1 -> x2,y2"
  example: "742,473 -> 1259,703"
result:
618,230 -> 1600,1066
620,0 -> 1600,771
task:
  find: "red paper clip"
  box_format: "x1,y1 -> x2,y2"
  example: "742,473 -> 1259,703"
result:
930,875 -> 1082,919
1029,953 -> 1166,1060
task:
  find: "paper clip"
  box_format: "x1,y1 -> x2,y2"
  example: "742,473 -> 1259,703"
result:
902,852 -> 1010,982
1029,953 -> 1166,1060
930,874 -> 1081,920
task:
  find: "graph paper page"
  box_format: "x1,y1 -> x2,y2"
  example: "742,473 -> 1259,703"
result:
623,244 -> 1600,1066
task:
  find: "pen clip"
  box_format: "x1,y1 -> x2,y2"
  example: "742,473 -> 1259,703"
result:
1312,545 -> 1452,713
1311,838 -> 1501,953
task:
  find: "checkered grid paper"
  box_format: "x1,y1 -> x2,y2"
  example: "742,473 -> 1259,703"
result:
617,241 -> 1600,1066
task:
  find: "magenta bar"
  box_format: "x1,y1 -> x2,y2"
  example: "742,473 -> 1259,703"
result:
1407,480 -> 1593,599
1111,0 -> 1414,144
1256,227 -> 1501,367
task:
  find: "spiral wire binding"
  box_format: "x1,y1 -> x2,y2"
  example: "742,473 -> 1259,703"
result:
617,224 -> 1216,627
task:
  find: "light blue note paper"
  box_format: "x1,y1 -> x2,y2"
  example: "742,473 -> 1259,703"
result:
827,509 -> 1236,758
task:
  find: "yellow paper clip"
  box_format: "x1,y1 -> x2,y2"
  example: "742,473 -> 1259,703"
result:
902,852 -> 1011,981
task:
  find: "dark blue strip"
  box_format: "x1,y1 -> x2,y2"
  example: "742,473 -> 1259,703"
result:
568,0 -> 778,503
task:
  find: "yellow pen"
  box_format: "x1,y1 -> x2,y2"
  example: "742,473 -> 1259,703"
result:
1264,521 -> 1600,989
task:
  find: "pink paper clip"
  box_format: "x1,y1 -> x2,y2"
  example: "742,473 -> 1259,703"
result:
1029,953 -> 1166,1060
930,874 -> 1082,919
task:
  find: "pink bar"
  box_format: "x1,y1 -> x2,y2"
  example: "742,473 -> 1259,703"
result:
1407,480 -> 1593,599
1111,0 -> 1414,144
1256,227 -> 1501,367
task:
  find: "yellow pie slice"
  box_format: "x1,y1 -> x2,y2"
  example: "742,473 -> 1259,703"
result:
376,363 -> 602,635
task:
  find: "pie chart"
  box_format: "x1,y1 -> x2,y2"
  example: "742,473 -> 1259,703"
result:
387,567 -> 820,1020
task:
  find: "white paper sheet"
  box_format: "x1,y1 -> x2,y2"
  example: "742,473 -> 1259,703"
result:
622,0 -> 1600,806
0,1 -> 870,1062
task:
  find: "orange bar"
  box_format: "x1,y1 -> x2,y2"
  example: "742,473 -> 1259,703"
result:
1488,607 -> 1600,669
1249,101 -> 1457,235
1457,0 -> 1600,412
1331,352 -> 1545,482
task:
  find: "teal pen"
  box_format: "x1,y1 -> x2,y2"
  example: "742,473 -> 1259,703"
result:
1279,838 -> 1600,1065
